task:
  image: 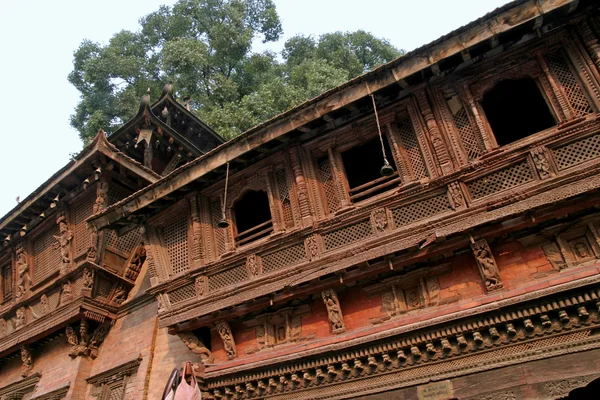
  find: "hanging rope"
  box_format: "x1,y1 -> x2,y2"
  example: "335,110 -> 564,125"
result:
221,162 -> 230,218
370,94 -> 388,163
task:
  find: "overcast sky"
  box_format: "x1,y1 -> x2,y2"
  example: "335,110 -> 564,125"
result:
0,0 -> 508,217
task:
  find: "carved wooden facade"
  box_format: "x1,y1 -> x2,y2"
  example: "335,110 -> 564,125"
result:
4,0 -> 600,399
87,2 -> 600,398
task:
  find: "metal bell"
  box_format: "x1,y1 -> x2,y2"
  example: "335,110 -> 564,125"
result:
217,218 -> 229,229
380,159 -> 395,177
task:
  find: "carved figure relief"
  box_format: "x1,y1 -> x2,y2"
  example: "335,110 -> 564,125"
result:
246,254 -> 260,277
88,323 -> 110,359
195,276 -> 206,298
112,283 -> 127,304
373,276 -> 442,323
15,246 -> 32,302
447,181 -> 466,209
539,222 -> 600,270
249,307 -> 308,352
157,294 -> 166,313
0,318 -> 7,337
542,242 -> 568,270
15,307 -> 26,329
66,326 -> 79,346
53,215 -> 73,275
305,235 -> 320,261
471,239 -> 503,291
82,267 -> 94,290
88,183 -> 108,260
20,345 -> 33,377
215,321 -> 237,360
125,244 -> 146,281
371,208 -> 389,233
59,281 -> 73,306
178,332 -> 214,364
321,289 -> 346,334
531,147 -> 552,179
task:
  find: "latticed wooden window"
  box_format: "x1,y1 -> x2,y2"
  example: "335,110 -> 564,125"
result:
317,156 -> 339,214
274,168 -> 294,229
104,184 -> 141,256
546,49 -> 593,118
33,223 -> 61,283
396,119 -> 427,179
1,262 -> 12,303
445,95 -> 483,161
162,214 -> 190,276
72,189 -> 96,259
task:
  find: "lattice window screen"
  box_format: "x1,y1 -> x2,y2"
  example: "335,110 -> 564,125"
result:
553,133 -> 600,170
168,284 -> 196,305
467,161 -> 534,199
162,214 -> 190,276
208,264 -> 249,292
104,185 -> 140,257
72,190 -> 96,258
317,158 -> 339,214
33,224 -> 61,283
105,383 -> 124,400
1,263 -> 11,303
453,107 -> 482,161
275,168 -> 294,228
95,276 -> 113,299
323,220 -> 374,251
262,243 -> 307,274
397,119 -> 427,179
108,183 -> 131,206
546,50 -> 593,117
211,199 -> 226,257
391,194 -> 452,227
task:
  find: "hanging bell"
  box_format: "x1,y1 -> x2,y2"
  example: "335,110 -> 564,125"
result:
380,159 -> 395,177
217,218 -> 229,229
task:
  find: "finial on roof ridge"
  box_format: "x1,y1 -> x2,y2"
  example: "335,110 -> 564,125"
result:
141,89 -> 151,108
163,82 -> 173,96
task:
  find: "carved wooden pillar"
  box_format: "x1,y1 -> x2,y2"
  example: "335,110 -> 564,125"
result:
537,52 -> 574,122
89,181 -> 109,264
385,123 -> 414,182
470,238 -> 503,292
321,289 -> 346,334
143,141 -> 153,170
578,20 -> 600,74
299,147 -> 327,219
14,244 -> 31,303
406,101 -> 438,179
431,88 -> 469,167
215,321 -> 237,360
199,195 -> 216,262
414,89 -> 453,175
265,170 -> 284,232
289,146 -> 313,226
327,148 -> 351,209
55,203 -> 74,277
144,226 -> 170,283
459,84 -> 496,151
188,194 -> 204,268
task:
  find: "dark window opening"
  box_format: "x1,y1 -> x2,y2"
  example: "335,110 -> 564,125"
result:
561,377 -> 600,399
233,190 -> 273,246
341,137 -> 399,202
192,327 -> 212,351
482,78 -> 556,146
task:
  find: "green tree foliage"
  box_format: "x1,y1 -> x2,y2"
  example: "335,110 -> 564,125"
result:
69,0 -> 403,143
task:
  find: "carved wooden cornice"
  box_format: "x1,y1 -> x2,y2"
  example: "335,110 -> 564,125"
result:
86,355 -> 142,385
200,282 -> 600,399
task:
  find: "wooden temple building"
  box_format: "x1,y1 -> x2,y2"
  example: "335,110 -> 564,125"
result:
3,0 -> 600,398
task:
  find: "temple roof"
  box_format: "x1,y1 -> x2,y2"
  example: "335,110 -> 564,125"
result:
89,0 -> 583,232
0,130 -> 160,242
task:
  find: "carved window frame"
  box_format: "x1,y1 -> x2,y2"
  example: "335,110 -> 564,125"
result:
86,356 -> 141,400
0,252 -> 12,305
68,183 -> 98,266
307,103 -> 428,214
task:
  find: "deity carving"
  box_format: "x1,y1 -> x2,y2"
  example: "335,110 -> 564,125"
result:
20,345 -> 33,377
321,289 -> 346,334
531,147 -> 552,179
305,235 -> 320,261
371,208 -> 388,233
60,281 -> 73,306
88,323 -> 109,359
216,321 -> 237,360
178,332 -> 214,364
66,326 -> 79,346
0,318 -> 7,337
542,242 -> 568,270
572,240 -> 592,260
53,215 -> 73,275
194,276 -> 206,298
15,306 -> 26,329
125,244 -> 146,281
448,181 -> 465,209
88,183 -> 108,261
246,254 -> 259,277
157,294 -> 166,313
112,283 -> 127,304
82,267 -> 94,290
14,246 -> 32,302
471,239 -> 503,291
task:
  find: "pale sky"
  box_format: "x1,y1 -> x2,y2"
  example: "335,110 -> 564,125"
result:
0,0 -> 508,217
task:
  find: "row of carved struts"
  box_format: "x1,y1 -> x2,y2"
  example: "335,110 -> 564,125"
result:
204,288 -> 600,399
